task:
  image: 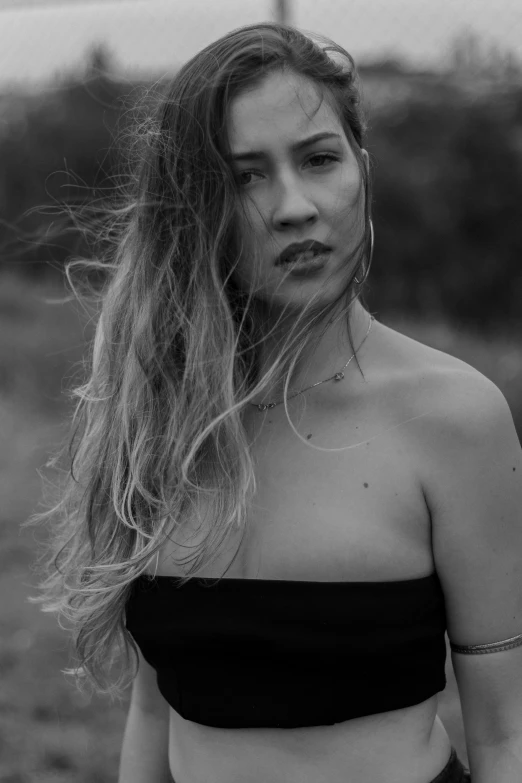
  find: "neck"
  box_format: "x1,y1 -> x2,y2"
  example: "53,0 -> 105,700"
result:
252,298 -> 371,405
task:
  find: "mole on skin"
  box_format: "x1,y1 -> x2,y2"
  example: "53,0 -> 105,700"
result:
364,482 -> 369,488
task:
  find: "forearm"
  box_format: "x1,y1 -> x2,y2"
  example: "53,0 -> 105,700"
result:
118,702 -> 173,783
467,737 -> 522,783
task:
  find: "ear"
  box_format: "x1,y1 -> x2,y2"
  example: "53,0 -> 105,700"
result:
361,148 -> 369,175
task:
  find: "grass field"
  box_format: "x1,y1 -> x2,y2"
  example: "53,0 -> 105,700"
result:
0,272 -> 520,782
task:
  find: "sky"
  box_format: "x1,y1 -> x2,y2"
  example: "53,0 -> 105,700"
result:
0,0 -> 520,91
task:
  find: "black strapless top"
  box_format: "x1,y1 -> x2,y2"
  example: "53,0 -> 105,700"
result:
124,572 -> 447,729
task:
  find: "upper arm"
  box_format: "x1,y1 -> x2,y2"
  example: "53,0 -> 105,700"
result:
416,369 -> 522,745
130,644 -> 171,720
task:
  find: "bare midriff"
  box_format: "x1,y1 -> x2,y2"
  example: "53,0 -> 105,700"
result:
167,698 -> 453,783
150,320 -> 470,783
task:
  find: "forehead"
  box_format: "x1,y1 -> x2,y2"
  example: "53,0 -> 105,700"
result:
228,70 -> 342,149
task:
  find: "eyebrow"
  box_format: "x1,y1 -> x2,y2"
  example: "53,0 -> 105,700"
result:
228,131 -> 343,163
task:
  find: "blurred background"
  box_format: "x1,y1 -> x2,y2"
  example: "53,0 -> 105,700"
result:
0,0 -> 521,780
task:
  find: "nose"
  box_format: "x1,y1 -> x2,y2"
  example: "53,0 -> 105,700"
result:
271,172 -> 319,230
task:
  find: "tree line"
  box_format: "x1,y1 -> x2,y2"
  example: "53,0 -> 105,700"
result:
0,45 -> 520,333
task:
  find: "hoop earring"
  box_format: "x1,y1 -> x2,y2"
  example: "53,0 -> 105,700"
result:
354,219 -> 374,285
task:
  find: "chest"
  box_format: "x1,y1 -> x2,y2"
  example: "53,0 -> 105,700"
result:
156,391 -> 435,581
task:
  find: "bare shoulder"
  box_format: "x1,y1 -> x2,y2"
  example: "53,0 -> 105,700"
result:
373,322 -> 518,504
373,322 -> 518,525
373,319 -> 508,428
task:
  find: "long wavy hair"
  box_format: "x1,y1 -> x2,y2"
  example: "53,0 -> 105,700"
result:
25,21 -> 374,699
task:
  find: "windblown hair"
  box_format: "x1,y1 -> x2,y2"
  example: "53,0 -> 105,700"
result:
26,21 -> 374,699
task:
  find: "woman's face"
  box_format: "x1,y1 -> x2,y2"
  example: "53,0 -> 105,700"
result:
227,69 -> 368,314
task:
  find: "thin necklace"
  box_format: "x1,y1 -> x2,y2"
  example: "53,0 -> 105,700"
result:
250,314 -> 375,412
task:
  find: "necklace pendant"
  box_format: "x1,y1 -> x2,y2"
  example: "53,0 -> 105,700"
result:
333,371 -> 345,381
256,401 -> 277,412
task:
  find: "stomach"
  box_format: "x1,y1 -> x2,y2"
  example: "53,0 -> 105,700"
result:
167,696 -> 453,783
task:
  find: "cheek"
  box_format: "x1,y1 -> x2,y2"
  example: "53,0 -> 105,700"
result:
341,166 -> 363,203
237,198 -> 266,243
334,173 -> 364,221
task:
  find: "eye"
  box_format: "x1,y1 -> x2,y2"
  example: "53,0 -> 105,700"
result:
236,170 -> 259,187
307,153 -> 339,168
235,153 -> 340,187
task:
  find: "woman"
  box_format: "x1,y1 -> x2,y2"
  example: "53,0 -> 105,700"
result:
29,22 -> 522,783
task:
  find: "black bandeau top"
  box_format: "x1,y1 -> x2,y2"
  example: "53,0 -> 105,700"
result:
124,571 -> 447,729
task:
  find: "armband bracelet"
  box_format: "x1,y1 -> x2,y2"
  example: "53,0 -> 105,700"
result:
449,632 -> 522,654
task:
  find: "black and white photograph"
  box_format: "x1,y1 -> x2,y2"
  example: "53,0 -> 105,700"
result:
0,1 -> 521,781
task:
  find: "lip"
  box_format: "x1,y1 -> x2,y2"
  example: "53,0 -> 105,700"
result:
284,252 -> 330,278
275,240 -> 331,266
